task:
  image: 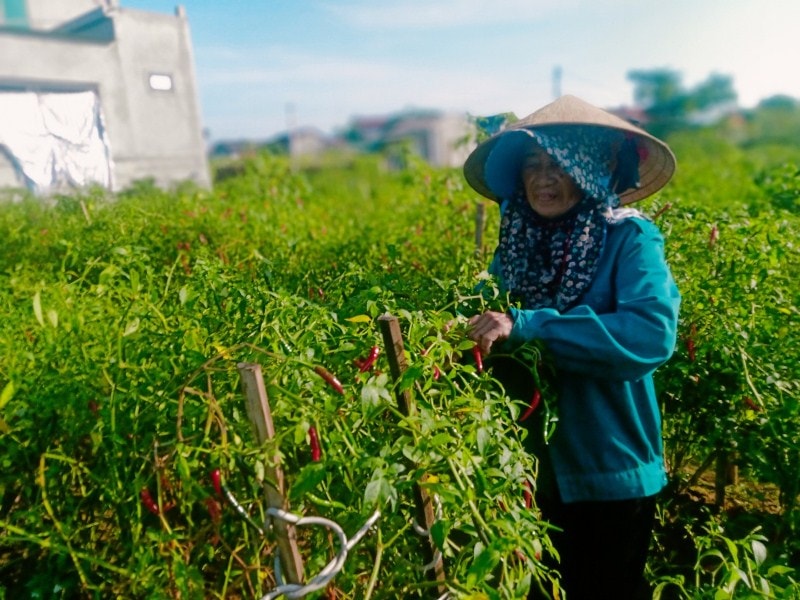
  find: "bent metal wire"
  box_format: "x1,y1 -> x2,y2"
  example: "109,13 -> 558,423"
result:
217,477 -> 381,600
263,507 -> 382,600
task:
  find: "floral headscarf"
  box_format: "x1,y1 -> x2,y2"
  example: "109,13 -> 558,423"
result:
488,126 -> 641,311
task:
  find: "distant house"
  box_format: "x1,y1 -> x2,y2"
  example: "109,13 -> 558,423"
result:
210,127 -> 333,161
345,109 -> 475,168
609,105 -> 650,129
685,99 -> 740,127
212,109 -> 477,170
345,115 -> 390,150
0,0 -> 209,195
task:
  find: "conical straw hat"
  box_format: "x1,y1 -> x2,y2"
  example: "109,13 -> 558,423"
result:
463,95 -> 676,205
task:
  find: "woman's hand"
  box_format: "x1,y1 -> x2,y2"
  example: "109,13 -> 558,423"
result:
468,311 -> 513,356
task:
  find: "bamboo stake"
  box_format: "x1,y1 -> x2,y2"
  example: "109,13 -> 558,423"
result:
475,202 -> 486,257
378,314 -> 447,595
237,362 -> 305,585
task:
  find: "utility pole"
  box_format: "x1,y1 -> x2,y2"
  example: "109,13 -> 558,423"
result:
552,65 -> 562,99
286,102 -> 297,171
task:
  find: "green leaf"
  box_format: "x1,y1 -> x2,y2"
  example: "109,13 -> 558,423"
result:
751,539 -> 767,566
397,364 -> 424,392
472,464 -> 487,496
130,268 -> 140,293
98,265 -> 117,285
123,318 -> 140,337
766,565 -> 794,576
364,468 -> 396,509
476,427 -> 490,455
758,577 -> 770,595
361,376 -> 392,407
345,314 -> 371,323
428,432 -> 453,448
430,519 -> 449,552
734,567 -> 750,588
176,452 -> 192,484
467,541 -> 501,584
290,463 -> 327,498
0,381 -> 15,411
364,478 -> 383,507
32,291 -> 44,326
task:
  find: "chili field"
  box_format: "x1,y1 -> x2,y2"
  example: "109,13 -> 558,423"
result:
0,133 -> 798,599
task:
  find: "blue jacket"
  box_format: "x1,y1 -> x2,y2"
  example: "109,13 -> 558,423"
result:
489,214 -> 681,502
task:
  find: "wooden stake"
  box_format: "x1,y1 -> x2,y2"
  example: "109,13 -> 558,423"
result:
714,447 -> 729,509
378,314 -> 447,595
237,362 -> 305,585
714,449 -> 739,508
378,314 -> 414,416
475,202 -> 486,257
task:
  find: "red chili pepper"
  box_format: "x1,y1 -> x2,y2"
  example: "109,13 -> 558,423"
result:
743,396 -> 762,412
686,338 -> 696,362
686,323 -> 697,362
210,469 -> 223,497
523,479 -> 532,509
358,346 -> 380,373
314,365 -> 344,395
652,202 -> 673,220
308,426 -> 322,462
433,365 -> 441,380
140,488 -> 160,515
519,389 -> 541,422
472,345 -> 484,374
709,224 -> 719,247
686,324 -> 697,362
205,497 -> 222,524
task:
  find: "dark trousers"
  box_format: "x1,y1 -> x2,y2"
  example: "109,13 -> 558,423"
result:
529,493 -> 657,600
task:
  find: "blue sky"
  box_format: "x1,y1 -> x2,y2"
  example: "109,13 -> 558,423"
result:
125,0 -> 800,142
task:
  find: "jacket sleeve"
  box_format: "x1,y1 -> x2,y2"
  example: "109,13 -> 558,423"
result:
506,219 -> 681,381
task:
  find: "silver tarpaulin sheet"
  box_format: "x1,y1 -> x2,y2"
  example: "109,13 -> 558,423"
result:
0,89 -> 113,194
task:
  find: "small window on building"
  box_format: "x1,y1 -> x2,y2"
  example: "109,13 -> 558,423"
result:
2,0 -> 29,28
148,73 -> 174,92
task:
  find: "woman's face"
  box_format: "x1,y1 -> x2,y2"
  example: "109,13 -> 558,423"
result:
521,147 -> 583,219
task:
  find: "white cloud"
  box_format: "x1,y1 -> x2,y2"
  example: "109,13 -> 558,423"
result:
186,0 -> 800,140
198,45 -> 392,87
321,0 -> 592,29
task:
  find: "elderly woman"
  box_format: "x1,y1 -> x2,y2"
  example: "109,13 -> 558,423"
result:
464,95 -> 680,599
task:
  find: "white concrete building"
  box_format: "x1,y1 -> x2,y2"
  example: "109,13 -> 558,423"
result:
0,0 -> 209,195
385,112 -> 475,168
347,110 -> 476,169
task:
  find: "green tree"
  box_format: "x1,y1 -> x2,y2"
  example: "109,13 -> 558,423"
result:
627,69 -> 737,137
743,94 -> 800,150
